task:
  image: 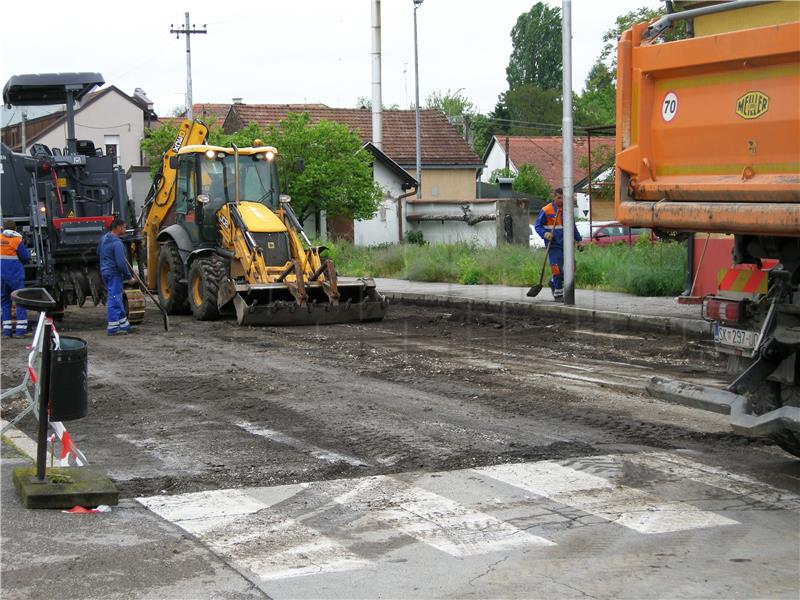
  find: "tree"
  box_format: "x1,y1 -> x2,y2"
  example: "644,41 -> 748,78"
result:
425,89 -> 475,119
425,88 -> 476,138
506,2 -> 562,91
354,96 -> 399,111
503,84 -> 562,135
600,6 -> 689,68
265,112 -> 381,221
513,164 -> 551,198
489,164 -> 550,199
468,113 -> 495,158
140,123 -> 179,175
578,143 -> 616,201
139,114 -> 381,222
573,60 -> 616,127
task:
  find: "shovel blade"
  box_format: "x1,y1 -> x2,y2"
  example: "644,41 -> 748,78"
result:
526,284 -> 543,298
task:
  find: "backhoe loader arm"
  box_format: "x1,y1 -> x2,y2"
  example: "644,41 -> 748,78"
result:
141,119 -> 209,289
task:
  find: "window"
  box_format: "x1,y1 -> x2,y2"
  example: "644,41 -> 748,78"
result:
175,157 -> 196,215
104,134 -> 120,165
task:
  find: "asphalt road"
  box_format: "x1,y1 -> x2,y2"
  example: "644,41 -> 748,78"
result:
1,302 -> 798,599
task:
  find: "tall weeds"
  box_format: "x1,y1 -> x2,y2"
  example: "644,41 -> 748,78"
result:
322,239 -> 686,297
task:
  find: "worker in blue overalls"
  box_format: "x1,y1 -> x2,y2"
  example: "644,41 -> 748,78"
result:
0,219 -> 31,338
97,218 -> 135,335
534,188 -> 582,300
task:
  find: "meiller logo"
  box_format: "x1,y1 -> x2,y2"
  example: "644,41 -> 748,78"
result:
736,91 -> 769,120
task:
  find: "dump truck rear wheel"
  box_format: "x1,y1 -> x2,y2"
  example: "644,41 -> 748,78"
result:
157,243 -> 189,314
188,255 -> 225,321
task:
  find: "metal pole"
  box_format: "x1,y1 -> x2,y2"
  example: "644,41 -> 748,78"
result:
587,130 -> 593,240
371,0 -> 383,150
35,322 -> 52,481
20,110 -> 27,153
65,89 -> 77,155
185,12 -> 193,120
170,14 -> 207,121
562,0 -> 575,305
413,0 -> 423,200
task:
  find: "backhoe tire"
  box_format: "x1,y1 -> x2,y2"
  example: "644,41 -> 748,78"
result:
188,255 -> 226,321
157,243 -> 189,314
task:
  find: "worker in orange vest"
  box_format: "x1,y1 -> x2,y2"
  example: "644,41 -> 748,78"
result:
0,219 -> 31,337
534,188 -> 582,300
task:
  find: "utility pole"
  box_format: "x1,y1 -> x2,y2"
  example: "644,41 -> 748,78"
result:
170,13 -> 207,120
562,0 -> 575,305
413,0 -> 424,200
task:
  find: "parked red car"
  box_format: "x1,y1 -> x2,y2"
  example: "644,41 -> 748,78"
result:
578,221 -> 655,248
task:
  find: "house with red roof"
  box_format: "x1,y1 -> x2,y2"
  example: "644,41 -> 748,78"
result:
220,103 -> 492,245
480,135 -> 617,219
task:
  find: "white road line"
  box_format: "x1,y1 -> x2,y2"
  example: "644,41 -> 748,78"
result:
333,476 -> 555,557
235,420 -> 368,467
475,461 -> 739,534
628,452 -> 800,512
139,486 -> 369,581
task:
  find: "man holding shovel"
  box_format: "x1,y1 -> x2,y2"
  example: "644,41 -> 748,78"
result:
533,188 -> 582,301
97,218 -> 136,335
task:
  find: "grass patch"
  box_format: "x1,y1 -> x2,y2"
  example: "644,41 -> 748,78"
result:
322,238 -> 686,297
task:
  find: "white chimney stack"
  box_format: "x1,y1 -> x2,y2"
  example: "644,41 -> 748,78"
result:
371,0 -> 383,150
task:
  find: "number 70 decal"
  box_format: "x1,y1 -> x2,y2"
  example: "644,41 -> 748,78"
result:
662,92 -> 678,122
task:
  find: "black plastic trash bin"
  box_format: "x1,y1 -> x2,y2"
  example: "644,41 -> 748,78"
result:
49,337 -> 88,421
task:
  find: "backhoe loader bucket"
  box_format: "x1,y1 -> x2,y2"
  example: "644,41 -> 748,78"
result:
226,277 -> 387,326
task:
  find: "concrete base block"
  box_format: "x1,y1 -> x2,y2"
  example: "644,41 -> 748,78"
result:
12,466 -> 119,509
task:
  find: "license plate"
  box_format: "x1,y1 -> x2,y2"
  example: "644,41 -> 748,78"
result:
714,323 -> 759,351
57,177 -> 67,187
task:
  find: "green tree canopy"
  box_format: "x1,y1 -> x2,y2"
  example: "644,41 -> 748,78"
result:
425,88 -> 476,138
264,113 -> 381,221
573,60 -> 616,127
140,114 -> 381,221
600,6 -> 689,68
506,2 -> 562,91
489,164 -> 551,199
503,84 -> 562,135
513,163 -> 551,198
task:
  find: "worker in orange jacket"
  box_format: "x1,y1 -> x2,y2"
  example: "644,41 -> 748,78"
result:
534,188 -> 582,300
0,219 -> 31,337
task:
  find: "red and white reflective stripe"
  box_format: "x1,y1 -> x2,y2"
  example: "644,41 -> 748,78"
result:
49,421 -> 87,467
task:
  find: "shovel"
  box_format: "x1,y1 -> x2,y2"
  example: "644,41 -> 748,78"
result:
126,260 -> 170,332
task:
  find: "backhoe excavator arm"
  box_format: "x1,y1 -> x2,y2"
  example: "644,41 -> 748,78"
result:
140,119 -> 209,290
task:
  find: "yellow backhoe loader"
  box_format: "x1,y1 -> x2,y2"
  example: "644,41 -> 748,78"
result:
139,119 -> 387,326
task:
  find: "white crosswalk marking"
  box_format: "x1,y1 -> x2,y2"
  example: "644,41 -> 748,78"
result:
625,452 -> 800,512
474,460 -> 739,534
136,452 -> 785,583
332,476 -> 554,556
140,485 -> 369,580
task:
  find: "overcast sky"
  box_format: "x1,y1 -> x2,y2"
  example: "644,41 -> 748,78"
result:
1,0 -> 661,126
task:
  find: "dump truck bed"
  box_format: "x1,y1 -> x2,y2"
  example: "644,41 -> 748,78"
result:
615,18 -> 800,235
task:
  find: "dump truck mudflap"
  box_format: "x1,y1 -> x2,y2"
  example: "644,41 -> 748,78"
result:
225,277 -> 388,326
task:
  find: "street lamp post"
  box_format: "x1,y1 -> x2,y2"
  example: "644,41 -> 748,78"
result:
413,0 -> 423,201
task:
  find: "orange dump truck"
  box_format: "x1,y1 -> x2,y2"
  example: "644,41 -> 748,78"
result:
615,1 -> 800,456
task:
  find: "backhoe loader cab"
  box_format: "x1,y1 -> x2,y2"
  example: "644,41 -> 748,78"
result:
172,145 -> 280,244
142,122 -> 386,326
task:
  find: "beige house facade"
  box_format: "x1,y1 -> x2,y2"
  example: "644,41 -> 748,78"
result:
2,86 -> 148,173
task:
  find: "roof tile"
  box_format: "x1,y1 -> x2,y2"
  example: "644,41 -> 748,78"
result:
496,135 -> 615,190
228,104 -> 481,167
